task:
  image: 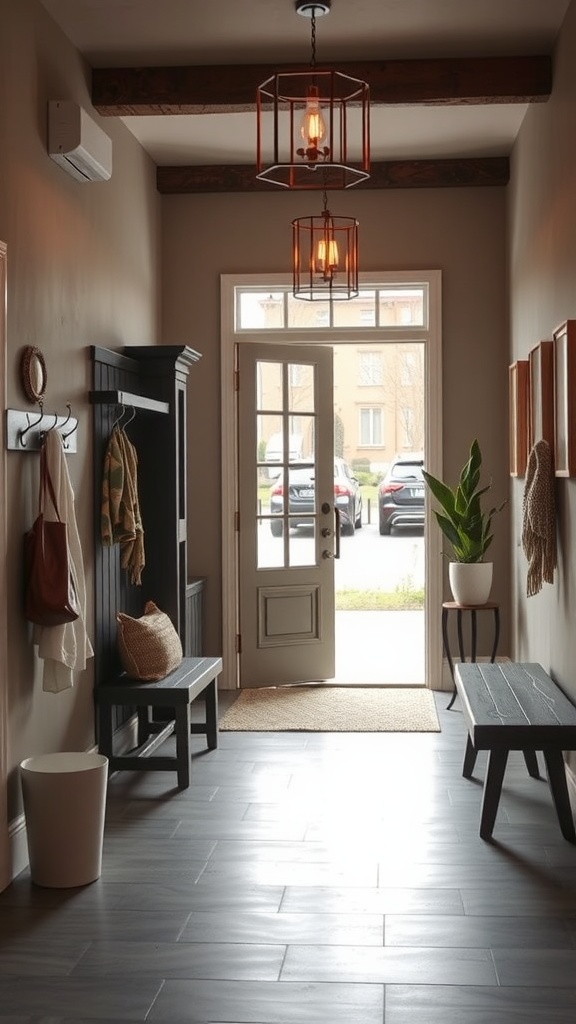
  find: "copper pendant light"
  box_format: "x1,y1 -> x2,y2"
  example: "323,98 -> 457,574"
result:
292,189 -> 359,300
257,1 -> 370,190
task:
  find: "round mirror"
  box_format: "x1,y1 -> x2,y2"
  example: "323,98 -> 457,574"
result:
21,346 -> 47,404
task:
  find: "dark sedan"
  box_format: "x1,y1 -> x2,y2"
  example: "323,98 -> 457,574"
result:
269,457 -> 362,537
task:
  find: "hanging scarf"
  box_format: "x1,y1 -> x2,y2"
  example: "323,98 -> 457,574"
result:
521,439 -> 556,596
101,425 -> 145,585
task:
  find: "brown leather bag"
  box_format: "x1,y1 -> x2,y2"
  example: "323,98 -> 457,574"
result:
24,441 -> 80,627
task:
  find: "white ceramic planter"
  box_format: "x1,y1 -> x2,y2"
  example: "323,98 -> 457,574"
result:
449,561 -> 493,606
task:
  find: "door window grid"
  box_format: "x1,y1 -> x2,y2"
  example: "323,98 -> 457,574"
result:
256,359 -> 319,570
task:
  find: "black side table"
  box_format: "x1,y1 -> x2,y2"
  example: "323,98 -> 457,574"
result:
442,601 -> 500,710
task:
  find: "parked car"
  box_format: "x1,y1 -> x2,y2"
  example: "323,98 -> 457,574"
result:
378,453 -> 425,535
269,457 -> 362,537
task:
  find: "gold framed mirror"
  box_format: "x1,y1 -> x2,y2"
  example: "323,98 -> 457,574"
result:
21,346 -> 47,404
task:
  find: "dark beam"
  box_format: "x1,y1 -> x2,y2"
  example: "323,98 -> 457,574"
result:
93,56 -> 551,116
157,158 -> 509,194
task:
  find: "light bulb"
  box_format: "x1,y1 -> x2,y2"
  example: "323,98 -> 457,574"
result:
300,86 -> 327,148
315,235 -> 339,279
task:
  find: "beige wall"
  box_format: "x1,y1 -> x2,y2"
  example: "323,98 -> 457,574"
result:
162,186 -> 510,662
0,0 -> 161,821
509,0 -> 576,741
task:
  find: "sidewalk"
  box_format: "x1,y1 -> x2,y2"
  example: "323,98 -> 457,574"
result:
333,610 -> 425,686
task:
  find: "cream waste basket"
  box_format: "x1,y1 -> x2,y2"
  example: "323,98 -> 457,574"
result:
20,752 -> 108,887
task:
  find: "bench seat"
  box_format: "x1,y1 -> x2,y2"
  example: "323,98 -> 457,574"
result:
95,656 -> 222,789
455,661 -> 576,842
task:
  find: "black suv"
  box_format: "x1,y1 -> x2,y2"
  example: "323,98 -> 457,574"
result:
378,454 -> 424,535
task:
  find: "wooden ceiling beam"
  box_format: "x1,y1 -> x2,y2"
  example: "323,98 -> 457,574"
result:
156,158 -> 509,194
93,55 -> 551,116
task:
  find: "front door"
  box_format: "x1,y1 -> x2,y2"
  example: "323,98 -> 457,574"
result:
237,342 -> 336,687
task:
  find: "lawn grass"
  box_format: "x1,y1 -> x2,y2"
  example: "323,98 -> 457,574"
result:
335,587 -> 424,611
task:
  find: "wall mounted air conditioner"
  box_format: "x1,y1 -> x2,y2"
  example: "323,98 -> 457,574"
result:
48,100 -> 112,182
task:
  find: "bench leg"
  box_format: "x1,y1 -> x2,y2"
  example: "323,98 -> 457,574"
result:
137,706 -> 151,746
523,749 -> 540,779
462,735 -> 478,779
480,748 -> 509,841
543,748 -> 576,843
98,704 -> 114,759
205,679 -> 219,750
175,704 -> 192,789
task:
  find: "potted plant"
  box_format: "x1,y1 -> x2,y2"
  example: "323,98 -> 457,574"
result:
422,438 -> 506,605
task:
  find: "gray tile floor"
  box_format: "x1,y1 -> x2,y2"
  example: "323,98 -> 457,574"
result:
2,692 -> 576,1022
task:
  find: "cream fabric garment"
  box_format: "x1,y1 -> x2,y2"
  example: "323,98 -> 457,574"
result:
33,431 -> 93,691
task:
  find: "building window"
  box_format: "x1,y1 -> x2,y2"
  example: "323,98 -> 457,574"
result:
359,407 -> 383,446
358,351 -> 383,386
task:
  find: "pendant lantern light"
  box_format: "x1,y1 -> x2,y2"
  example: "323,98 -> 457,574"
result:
292,190 -> 359,300
257,0 -> 370,190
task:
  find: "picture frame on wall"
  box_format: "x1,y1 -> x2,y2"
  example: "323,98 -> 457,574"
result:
509,360 -> 529,477
529,340 -> 554,464
553,319 -> 576,477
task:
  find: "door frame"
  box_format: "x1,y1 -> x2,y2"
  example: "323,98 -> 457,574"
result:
0,242 -> 9,890
220,271 -> 443,691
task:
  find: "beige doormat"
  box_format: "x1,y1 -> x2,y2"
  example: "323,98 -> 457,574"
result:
219,686 -> 440,733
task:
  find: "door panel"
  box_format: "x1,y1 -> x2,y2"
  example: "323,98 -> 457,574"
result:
238,342 -> 335,687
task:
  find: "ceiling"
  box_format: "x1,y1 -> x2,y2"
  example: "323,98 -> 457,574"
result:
39,0 -> 572,192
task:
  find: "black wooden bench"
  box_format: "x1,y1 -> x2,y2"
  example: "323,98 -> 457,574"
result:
95,656 -> 222,789
455,661 -> 576,842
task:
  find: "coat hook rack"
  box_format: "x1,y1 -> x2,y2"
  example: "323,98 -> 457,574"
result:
6,403 -> 78,453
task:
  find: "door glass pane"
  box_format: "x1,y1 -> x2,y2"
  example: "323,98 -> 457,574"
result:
289,527 -> 316,567
257,518 -> 284,568
287,414 -> 315,467
288,363 -> 315,412
258,413 -> 285,479
257,360 -> 283,412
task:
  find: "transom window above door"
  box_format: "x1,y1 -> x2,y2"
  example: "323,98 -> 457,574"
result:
235,285 -> 428,332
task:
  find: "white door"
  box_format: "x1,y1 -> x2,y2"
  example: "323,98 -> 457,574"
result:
237,342 -> 336,687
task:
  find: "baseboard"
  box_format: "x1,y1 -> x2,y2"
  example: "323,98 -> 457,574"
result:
9,813 -> 28,881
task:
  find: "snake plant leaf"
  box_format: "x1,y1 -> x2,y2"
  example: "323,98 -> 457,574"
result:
423,439 -> 506,563
421,472 -> 456,517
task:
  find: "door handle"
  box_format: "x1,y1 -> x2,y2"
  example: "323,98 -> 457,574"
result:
334,508 -> 341,560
